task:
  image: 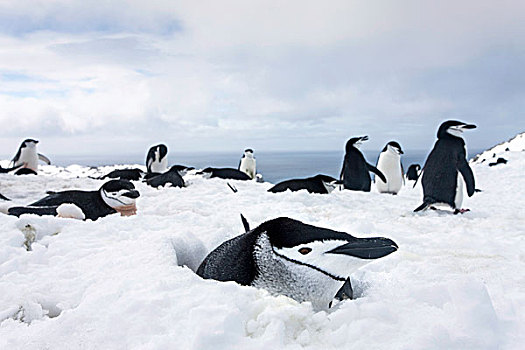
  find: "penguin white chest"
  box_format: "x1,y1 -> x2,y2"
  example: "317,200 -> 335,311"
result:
150,152 -> 168,173
376,152 -> 403,194
239,157 -> 256,179
18,146 -> 38,171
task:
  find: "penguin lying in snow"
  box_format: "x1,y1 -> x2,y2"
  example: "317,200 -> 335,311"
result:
10,139 -> 51,175
340,136 -> 387,192
144,166 -> 185,188
197,167 -> 251,181
268,175 -> 342,194
414,120 -> 476,214
406,164 -> 421,181
488,158 -> 507,167
97,168 -> 144,181
7,180 -> 140,221
197,216 -> 398,310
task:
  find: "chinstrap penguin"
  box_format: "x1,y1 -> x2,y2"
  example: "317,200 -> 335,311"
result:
197,217 -> 398,310
406,164 -> 421,181
97,168 -> 144,181
414,120 -> 476,213
268,174 -> 342,194
197,167 -> 251,181
145,166 -> 185,188
8,180 -> 140,221
488,158 -> 507,167
340,136 -> 387,192
238,149 -> 256,179
375,141 -> 404,195
146,144 -> 168,174
10,139 -> 51,174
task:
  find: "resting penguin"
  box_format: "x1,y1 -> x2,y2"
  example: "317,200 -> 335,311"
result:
406,164 -> 421,181
10,139 -> 51,175
238,149 -> 256,179
146,144 -> 168,174
197,167 -> 251,181
375,141 -> 404,195
8,180 -> 140,221
268,174 -> 341,194
414,120 -> 476,213
97,168 -> 144,181
340,136 -> 387,192
197,217 -> 398,310
145,166 -> 185,188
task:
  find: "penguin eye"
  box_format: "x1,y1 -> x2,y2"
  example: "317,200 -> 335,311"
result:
298,247 -> 312,255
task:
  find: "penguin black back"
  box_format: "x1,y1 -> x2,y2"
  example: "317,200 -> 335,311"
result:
406,164 -> 421,181
340,136 -> 386,191
268,175 -> 338,194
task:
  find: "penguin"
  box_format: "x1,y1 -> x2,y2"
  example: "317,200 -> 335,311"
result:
375,141 -> 404,195
7,180 -> 140,221
145,166 -> 185,188
238,149 -> 256,179
197,167 -> 251,181
10,139 -> 51,174
0,163 -> 24,173
268,174 -> 342,194
406,164 -> 421,181
146,144 -> 168,173
96,168 -> 145,181
340,136 -> 387,192
169,165 -> 195,176
488,158 -> 507,167
414,120 -> 476,213
197,217 -> 398,310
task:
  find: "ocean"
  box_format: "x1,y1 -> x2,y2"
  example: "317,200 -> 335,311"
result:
45,149 -> 484,183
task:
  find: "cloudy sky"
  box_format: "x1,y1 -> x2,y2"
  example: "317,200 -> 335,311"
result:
0,0 -> 524,157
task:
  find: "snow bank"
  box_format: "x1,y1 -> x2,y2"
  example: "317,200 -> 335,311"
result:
472,131 -> 525,163
1,135 -> 524,349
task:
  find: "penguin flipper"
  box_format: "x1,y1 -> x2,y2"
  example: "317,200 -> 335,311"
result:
0,192 -> 10,201
457,159 -> 475,196
38,153 -> 51,165
8,206 -> 59,217
240,214 -> 250,232
367,163 -> 387,183
414,202 -> 430,212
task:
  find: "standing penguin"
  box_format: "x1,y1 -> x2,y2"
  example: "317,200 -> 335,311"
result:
414,120 -> 476,213
340,136 -> 386,192
197,216 -> 398,310
406,164 -> 421,181
375,141 -> 404,195
146,144 -> 168,174
238,149 -> 256,179
10,139 -> 51,174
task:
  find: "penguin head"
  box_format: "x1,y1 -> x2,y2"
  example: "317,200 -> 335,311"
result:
100,180 -> 140,208
244,149 -> 254,158
256,217 -> 398,281
346,136 -> 368,151
198,167 -> 214,178
383,141 -> 403,155
438,120 -> 477,139
313,174 -> 341,193
21,139 -> 38,149
154,144 -> 168,161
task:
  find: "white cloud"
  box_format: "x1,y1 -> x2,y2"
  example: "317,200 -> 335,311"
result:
0,1 -> 524,156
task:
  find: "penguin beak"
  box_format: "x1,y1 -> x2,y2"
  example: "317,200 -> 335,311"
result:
122,190 -> 140,199
360,135 -> 369,142
327,237 -> 398,259
462,124 -> 477,129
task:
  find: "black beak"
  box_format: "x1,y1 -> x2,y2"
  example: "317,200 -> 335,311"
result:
327,237 -> 398,259
399,149 -> 404,154
462,124 -> 477,129
122,190 -> 140,199
360,135 -> 369,142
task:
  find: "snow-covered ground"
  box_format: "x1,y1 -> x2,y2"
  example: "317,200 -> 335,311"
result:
0,134 -> 524,349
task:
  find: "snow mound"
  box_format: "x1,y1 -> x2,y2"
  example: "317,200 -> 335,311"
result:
472,132 -> 525,163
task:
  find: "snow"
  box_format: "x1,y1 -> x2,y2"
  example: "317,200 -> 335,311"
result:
1,135 -> 524,349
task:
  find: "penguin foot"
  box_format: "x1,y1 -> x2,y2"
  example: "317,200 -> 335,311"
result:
454,208 -> 471,215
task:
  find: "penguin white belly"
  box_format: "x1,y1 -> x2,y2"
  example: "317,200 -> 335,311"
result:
239,158 -> 256,179
376,153 -> 403,194
150,156 -> 168,173
454,173 -> 464,209
17,148 -> 39,171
